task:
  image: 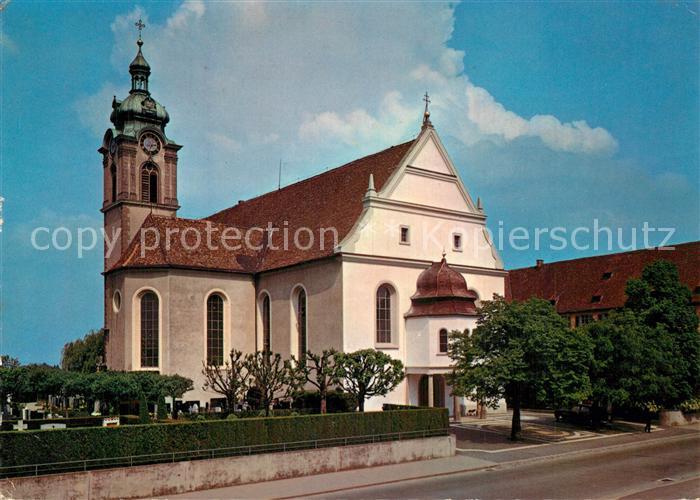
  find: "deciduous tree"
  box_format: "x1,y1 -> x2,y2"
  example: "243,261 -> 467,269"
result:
60,330 -> 106,373
244,351 -> 298,416
295,349 -> 338,414
334,349 -> 405,412
449,297 -> 592,440
202,349 -> 251,411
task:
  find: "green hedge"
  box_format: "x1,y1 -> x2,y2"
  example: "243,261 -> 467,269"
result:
0,409 -> 448,467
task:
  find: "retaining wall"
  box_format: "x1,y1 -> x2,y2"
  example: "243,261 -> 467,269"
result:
659,410 -> 700,426
0,435 -> 455,499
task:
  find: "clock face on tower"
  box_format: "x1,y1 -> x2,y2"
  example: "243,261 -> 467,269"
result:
109,139 -> 117,156
140,132 -> 161,155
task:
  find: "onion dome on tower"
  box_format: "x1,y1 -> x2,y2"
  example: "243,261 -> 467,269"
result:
405,254 -> 479,317
109,26 -> 170,139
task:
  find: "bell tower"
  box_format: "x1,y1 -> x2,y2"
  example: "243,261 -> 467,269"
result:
99,21 -> 181,270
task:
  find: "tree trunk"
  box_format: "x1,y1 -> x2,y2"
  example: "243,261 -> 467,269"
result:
358,392 -> 365,412
510,398 -> 522,441
320,394 -> 327,414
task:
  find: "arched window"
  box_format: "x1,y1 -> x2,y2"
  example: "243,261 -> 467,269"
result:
439,328 -> 449,353
110,164 -> 117,202
376,284 -> 394,344
140,291 -> 159,368
295,288 -> 307,359
261,294 -> 271,352
207,294 -> 224,365
141,163 -> 158,203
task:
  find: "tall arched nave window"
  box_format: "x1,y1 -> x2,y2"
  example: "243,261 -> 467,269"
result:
294,288 -> 307,359
376,284 -> 395,344
140,291 -> 159,368
206,294 -> 225,365
261,293 -> 271,352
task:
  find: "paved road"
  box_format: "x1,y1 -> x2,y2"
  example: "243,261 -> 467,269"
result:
316,433 -> 700,499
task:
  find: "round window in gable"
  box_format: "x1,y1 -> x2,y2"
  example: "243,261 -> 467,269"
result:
113,290 -> 122,313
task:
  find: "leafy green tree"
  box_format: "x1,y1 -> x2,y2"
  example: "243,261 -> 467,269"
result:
586,310 -> 676,413
334,349 -> 405,412
449,297 -> 592,440
60,330 -> 106,373
625,260 -> 699,406
159,375 -> 194,418
295,349 -> 338,414
90,371 -> 139,414
202,349 -> 251,411
244,351 -> 298,416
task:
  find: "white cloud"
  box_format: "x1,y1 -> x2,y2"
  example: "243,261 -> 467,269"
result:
166,0 -> 205,30
465,81 -> 618,154
82,1 -> 623,214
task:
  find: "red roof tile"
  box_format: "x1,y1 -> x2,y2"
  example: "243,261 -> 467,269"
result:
111,215 -> 262,274
206,139 -> 415,272
406,257 -> 479,317
506,241 -> 700,313
109,139 -> 416,274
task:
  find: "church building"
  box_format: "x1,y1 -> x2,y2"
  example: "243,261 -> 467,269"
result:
101,35 -> 506,414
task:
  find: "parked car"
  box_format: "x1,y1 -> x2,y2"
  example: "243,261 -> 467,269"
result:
554,404 -> 607,427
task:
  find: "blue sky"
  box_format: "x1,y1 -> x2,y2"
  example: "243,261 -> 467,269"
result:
1,1 -> 698,364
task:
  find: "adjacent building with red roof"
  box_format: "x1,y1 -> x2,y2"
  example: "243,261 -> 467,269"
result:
506,241 -> 700,327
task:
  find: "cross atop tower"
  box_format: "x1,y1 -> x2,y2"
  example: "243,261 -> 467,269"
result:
135,18 -> 146,41
422,91 -> 433,129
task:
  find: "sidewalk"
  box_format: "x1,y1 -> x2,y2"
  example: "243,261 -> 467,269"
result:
160,424 -> 700,499
161,455 -> 496,499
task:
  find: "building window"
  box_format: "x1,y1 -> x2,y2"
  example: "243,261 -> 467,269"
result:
591,295 -> 602,304
261,293 -> 271,352
575,314 -> 594,328
602,272 -> 613,280
110,164 -> 117,202
295,288 -> 307,359
400,226 -> 410,245
140,291 -> 159,368
112,290 -> 122,313
141,163 -> 158,203
376,284 -> 394,344
439,328 -> 449,353
207,294 -> 224,365
453,233 -> 463,252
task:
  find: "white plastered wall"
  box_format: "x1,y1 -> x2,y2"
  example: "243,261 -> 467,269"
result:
107,268 -> 256,404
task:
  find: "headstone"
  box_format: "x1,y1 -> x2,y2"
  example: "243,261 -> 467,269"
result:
12,420 -> 28,431
40,423 -> 66,430
102,416 -> 120,427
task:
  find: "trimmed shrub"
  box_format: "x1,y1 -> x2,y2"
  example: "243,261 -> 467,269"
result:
0,409 -> 448,467
138,396 -> 150,424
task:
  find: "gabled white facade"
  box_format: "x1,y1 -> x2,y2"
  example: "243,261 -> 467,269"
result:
337,126 -> 506,413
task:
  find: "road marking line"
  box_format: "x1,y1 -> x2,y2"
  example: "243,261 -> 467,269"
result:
456,427 -> 667,453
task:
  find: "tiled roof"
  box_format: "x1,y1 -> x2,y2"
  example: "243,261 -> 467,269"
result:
506,241 -> 700,314
206,139 -> 415,272
110,215 -> 262,274
109,139 -> 416,274
405,257 -> 479,318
